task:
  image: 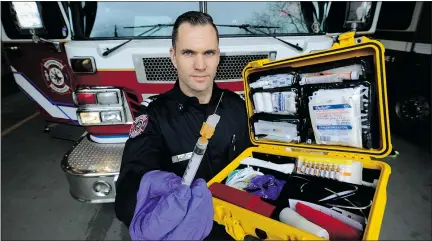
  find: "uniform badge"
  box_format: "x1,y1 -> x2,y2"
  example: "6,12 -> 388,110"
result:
129,114 -> 149,138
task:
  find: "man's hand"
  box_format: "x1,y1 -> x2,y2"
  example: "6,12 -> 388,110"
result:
129,171 -> 214,240
164,178 -> 214,240
129,170 -> 191,240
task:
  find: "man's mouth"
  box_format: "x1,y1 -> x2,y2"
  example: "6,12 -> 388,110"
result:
191,75 -> 208,82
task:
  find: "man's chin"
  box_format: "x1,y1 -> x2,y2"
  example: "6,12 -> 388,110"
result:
190,82 -> 212,92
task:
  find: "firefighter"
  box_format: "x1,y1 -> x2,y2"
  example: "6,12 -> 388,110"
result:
115,11 -> 252,240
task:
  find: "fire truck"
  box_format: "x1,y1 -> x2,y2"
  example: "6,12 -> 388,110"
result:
2,1 -> 387,203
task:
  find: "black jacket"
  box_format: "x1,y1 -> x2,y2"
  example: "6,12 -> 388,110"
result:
115,81 -> 252,235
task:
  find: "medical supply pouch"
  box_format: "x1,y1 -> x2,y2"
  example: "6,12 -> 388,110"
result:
208,32 -> 392,241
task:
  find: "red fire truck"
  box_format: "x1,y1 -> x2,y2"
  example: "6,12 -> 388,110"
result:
1,1 -> 385,203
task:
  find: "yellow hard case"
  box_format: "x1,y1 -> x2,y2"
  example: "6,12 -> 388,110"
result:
208,32 -> 392,241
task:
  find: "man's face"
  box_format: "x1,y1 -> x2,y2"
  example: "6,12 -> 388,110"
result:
170,23 -> 220,93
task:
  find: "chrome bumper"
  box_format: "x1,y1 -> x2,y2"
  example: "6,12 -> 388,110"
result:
61,135 -> 125,203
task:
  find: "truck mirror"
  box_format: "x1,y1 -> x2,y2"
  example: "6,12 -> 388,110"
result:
343,1 -> 381,34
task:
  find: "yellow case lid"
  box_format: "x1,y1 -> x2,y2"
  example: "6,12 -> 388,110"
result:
241,33 -> 392,159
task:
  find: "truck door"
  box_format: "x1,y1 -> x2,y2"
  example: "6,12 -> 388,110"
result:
1,1 -> 78,125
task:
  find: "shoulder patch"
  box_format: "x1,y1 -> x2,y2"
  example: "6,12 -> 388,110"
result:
129,114 -> 149,138
140,97 -> 156,107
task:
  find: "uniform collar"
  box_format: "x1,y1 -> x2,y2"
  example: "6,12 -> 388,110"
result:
170,80 -> 225,108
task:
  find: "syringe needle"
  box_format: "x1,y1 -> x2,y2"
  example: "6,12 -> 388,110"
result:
214,92 -> 224,114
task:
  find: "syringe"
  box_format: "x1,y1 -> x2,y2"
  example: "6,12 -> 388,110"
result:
181,93 -> 223,186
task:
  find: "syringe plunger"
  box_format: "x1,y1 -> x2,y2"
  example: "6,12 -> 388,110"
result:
206,114 -> 220,128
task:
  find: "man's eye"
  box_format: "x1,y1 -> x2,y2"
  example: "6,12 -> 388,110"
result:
183,51 -> 192,55
205,52 -> 215,56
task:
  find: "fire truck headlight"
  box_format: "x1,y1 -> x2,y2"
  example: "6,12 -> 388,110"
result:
97,92 -> 119,105
79,112 -> 101,124
101,111 -> 122,122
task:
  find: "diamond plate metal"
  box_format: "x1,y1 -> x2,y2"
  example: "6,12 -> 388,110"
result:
65,137 -> 124,174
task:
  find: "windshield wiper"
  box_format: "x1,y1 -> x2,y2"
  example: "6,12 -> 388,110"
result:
216,24 -> 303,52
102,24 -> 173,57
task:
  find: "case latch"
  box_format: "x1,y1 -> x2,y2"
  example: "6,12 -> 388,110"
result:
250,58 -> 271,68
331,31 -> 356,49
214,205 -> 247,240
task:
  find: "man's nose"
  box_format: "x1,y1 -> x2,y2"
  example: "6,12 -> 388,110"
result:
194,55 -> 206,71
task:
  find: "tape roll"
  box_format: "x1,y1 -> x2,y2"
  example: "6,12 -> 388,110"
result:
253,93 -> 265,113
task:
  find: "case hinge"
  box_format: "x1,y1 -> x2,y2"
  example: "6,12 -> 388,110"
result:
284,147 -> 329,156
325,151 -> 372,161
258,145 -> 372,161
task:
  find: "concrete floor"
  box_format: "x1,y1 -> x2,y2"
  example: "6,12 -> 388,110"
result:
1,91 -> 431,240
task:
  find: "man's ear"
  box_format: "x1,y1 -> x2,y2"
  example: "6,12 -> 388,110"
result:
169,47 -> 177,69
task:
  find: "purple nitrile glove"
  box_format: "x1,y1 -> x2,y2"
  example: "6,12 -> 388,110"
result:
164,178 -> 214,240
245,174 -> 286,200
129,170 -> 191,241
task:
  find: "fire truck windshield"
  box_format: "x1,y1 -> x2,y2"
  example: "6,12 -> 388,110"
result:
69,1 -> 330,40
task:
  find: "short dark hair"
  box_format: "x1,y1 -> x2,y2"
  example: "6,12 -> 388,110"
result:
172,11 -> 219,50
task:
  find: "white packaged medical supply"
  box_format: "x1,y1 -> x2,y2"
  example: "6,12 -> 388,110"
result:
253,93 -> 265,113
282,92 -> 297,113
262,93 -> 273,113
254,91 -> 297,115
249,74 -> 295,89
308,86 -> 365,148
269,92 -> 297,114
254,120 -> 298,142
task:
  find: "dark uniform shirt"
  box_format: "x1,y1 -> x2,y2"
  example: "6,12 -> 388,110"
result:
115,80 -> 252,240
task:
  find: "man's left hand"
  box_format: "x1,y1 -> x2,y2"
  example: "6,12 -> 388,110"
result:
165,178 -> 214,240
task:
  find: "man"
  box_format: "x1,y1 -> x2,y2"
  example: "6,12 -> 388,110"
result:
115,11 -> 252,240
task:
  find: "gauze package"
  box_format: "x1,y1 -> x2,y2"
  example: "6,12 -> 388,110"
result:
308,86 -> 368,148
249,74 -> 295,89
254,120 -> 299,142
253,91 -> 297,115
271,92 -> 297,114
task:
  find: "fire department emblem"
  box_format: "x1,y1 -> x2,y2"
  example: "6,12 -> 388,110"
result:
129,114 -> 149,138
41,58 -> 71,94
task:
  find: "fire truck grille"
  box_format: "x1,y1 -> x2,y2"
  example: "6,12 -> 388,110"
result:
142,54 -> 269,82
